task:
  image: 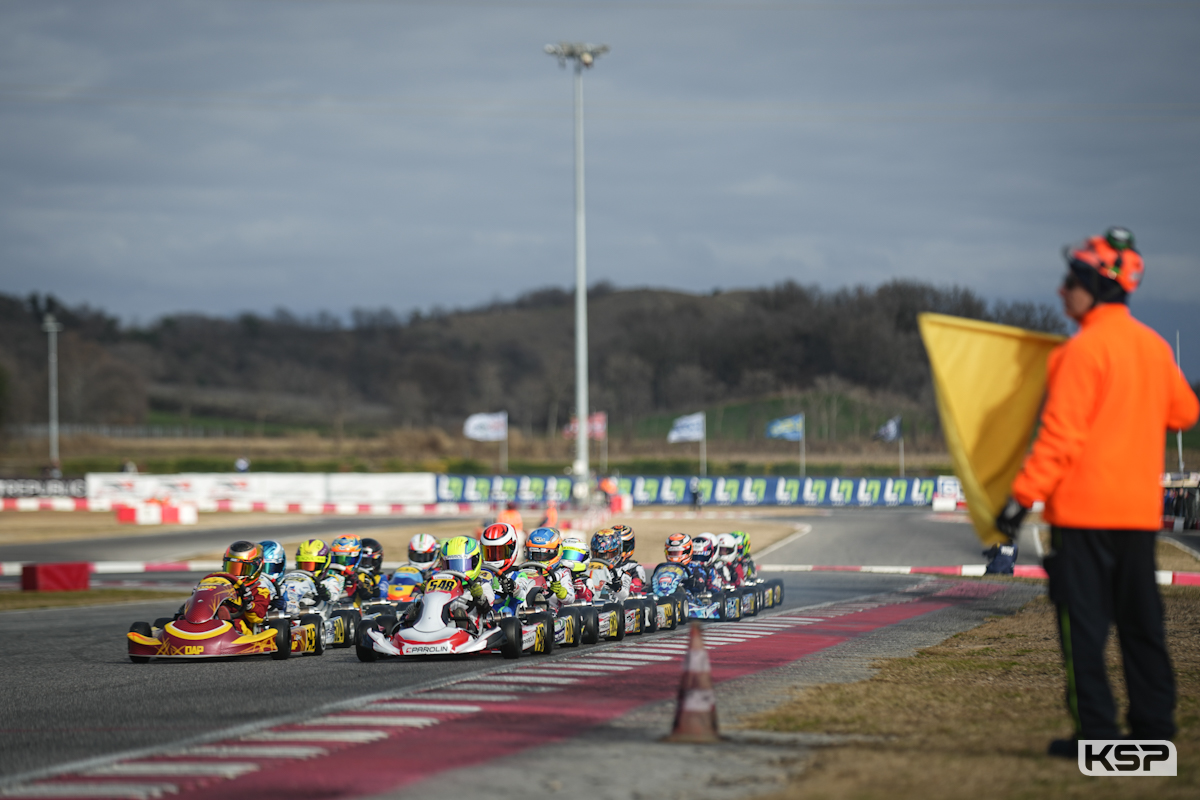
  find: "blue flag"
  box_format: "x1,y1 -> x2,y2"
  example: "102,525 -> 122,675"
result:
765,413 -> 805,442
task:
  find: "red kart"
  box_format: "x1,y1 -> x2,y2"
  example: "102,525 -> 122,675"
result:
127,573 -> 299,662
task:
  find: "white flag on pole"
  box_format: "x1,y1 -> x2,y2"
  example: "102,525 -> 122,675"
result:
667,412 -> 706,443
463,411 -> 508,442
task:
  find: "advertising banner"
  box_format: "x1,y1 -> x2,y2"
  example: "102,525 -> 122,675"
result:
2,478 -> 87,498
88,473 -> 438,506
435,474 -> 575,504
612,475 -> 937,507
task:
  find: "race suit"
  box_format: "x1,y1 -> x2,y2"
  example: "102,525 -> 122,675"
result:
273,570 -> 328,614
544,564 -> 576,611
682,562 -> 718,594
458,574 -> 496,632
614,558 -> 646,595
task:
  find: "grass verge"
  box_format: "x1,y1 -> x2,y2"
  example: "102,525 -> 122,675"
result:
0,589 -> 188,612
747,586 -> 1200,799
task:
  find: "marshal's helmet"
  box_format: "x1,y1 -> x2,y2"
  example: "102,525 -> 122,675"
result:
692,532 -> 717,564
258,539 -> 286,583
408,533 -> 440,575
439,536 -> 483,581
526,527 -> 564,568
715,533 -> 739,564
329,535 -> 363,571
561,537 -> 590,574
665,532 -> 693,565
590,529 -> 622,563
481,522 -> 520,572
295,539 -> 330,573
1064,227 -> 1143,302
611,524 -> 636,561
223,540 -> 264,585
359,537 -> 384,576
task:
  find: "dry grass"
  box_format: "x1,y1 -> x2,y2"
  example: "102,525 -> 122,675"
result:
747,587 -> 1200,799
1158,539 -> 1200,573
0,510 -> 320,547
0,589 -> 189,612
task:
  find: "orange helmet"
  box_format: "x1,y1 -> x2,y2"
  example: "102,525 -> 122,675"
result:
611,524 -> 635,561
665,532 -> 692,564
222,540 -> 264,585
1065,227 -> 1143,298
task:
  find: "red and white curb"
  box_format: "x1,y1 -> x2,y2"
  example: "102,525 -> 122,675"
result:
0,586 -> 993,800
1,498 -> 491,515
761,563 -> 1200,586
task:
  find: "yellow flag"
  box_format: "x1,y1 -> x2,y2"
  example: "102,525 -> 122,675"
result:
918,313 -> 1066,547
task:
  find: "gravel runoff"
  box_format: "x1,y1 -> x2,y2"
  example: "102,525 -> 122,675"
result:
373,579 -> 1045,800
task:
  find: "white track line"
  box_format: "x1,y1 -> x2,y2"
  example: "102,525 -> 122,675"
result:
526,662 -> 632,672
438,683 -> 553,693
83,762 -> 258,778
1,783 -> 178,799
514,666 -> 626,676
173,745 -> 326,759
367,702 -> 481,714
754,524 -> 813,559
591,652 -> 675,661
243,730 -> 387,743
475,674 -> 579,685
410,692 -> 519,702
300,715 -> 438,727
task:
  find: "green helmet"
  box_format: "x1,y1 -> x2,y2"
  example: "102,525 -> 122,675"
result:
439,536 -> 483,581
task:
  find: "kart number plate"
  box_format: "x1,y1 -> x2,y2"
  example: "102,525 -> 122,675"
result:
426,578 -> 457,593
402,642 -> 454,655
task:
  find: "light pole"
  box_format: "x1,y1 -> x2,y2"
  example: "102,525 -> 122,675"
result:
544,41 -> 609,488
42,313 -> 63,467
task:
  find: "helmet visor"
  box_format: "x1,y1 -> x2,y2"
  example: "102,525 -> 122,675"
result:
483,541 -> 515,564
718,544 -> 736,559
560,548 -> 588,566
443,553 -> 478,574
410,548 -> 437,564
296,559 -> 322,572
223,558 -> 256,577
330,553 -> 358,569
527,546 -> 558,563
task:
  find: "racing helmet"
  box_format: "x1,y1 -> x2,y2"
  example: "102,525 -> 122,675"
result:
715,533 -> 739,564
408,533 -> 440,575
295,539 -> 330,573
1064,227 -> 1143,302
561,537 -> 590,573
439,536 -> 483,581
526,527 -> 563,568
359,538 -> 384,576
223,540 -> 264,584
329,535 -> 363,571
612,524 -> 636,561
590,529 -> 622,563
730,530 -> 748,559
258,539 -> 286,583
481,522 -> 520,572
665,532 -> 693,565
692,533 -> 716,564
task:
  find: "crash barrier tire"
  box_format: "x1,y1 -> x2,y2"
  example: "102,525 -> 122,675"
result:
355,623 -> 379,662
499,616 -> 522,660
560,608 -> 582,647
580,607 -> 600,645
300,613 -> 325,656
152,617 -> 174,630
602,602 -> 626,641
331,610 -> 360,648
129,621 -> 152,664
267,619 -> 291,660
643,597 -> 659,633
530,611 -> 554,655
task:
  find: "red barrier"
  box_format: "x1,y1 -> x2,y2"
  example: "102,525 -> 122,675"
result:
22,562 -> 90,592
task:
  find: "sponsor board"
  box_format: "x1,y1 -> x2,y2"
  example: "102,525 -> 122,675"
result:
613,475 -> 937,507
402,642 -> 454,655
1078,741 -> 1176,777
87,472 -> 437,505
436,474 -> 574,504
2,478 -> 87,498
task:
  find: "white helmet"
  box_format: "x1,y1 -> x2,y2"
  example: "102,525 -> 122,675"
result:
408,533 -> 440,575
715,533 -> 739,565
481,522 -> 521,572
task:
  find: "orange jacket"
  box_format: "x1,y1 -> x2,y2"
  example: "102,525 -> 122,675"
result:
1012,304 -> 1199,529
496,508 -> 524,531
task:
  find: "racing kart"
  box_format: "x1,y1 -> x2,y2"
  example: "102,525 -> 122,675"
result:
503,561 -> 594,648
733,561 -> 785,613
364,565 -> 425,618
579,558 -> 655,638
355,570 -> 551,661
272,571 -> 362,649
127,573 -> 305,662
650,563 -> 746,622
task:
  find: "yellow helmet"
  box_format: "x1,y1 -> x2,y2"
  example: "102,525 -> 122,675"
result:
439,536 -> 482,581
295,538 -> 330,573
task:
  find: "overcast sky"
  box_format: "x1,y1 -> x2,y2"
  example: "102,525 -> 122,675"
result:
2,1 -> 1198,373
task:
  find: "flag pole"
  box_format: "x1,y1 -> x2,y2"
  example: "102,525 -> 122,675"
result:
501,433 -> 508,474
1178,331 -> 1185,472
700,413 -> 707,477
899,435 -> 905,478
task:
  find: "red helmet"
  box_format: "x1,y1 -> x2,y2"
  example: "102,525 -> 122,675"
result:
665,532 -> 692,565
1065,227 -> 1143,297
481,522 -> 520,572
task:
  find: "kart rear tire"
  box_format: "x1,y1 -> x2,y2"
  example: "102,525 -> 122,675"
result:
602,602 -> 625,641
499,616 -> 522,660
643,597 -> 659,633
129,621 -> 152,664
530,612 -> 554,655
152,617 -> 173,630
741,587 -> 758,617
355,625 -> 378,662
300,614 -> 325,656
268,619 -> 291,660
580,607 -> 600,645
670,588 -> 686,629
331,610 -> 360,648
770,579 -> 784,606
560,608 -> 582,648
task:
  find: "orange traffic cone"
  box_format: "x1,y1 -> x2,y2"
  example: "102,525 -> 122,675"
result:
663,622 -> 721,743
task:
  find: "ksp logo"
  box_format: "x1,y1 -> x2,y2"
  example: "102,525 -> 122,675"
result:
1078,740 -> 1177,776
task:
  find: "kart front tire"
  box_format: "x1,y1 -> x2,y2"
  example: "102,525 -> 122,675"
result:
580,607 -> 600,645
355,626 -> 378,662
268,620 -> 291,660
300,614 -> 325,656
560,608 -> 582,648
499,616 -> 522,660
530,612 -> 554,655
129,621 -> 152,664
152,617 -> 173,630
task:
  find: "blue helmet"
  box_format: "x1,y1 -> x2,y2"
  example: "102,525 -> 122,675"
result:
525,527 -> 563,568
259,539 -> 286,582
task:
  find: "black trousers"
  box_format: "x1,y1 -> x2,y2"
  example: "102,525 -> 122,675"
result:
1046,528 -> 1175,739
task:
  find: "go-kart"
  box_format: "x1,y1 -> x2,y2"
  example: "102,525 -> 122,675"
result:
127,573 -> 306,662
738,561 -> 785,612
651,563 -> 746,622
355,570 -> 551,661
365,565 -> 424,617
579,558 -> 654,638
503,561 -> 594,648
272,571 -> 362,649
646,564 -> 690,628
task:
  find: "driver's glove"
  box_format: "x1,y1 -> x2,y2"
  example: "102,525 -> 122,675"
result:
469,581 -> 485,600
994,497 -> 1029,541
550,580 -> 568,600
620,573 -> 632,591
268,597 -> 286,611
